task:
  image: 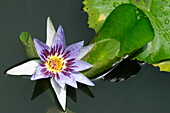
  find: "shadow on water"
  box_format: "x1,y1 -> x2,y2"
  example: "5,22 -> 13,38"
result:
31,79 -> 94,111
67,83 -> 94,103
94,58 -> 142,82
31,58 -> 142,112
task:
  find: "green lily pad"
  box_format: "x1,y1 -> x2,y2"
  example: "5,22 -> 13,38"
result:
82,4 -> 154,78
131,0 -> 170,64
20,32 -> 38,58
83,0 -> 170,64
83,0 -> 129,32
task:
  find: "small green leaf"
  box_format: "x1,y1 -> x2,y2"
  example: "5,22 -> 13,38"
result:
82,4 -> 154,78
153,60 -> 170,72
20,32 -> 38,58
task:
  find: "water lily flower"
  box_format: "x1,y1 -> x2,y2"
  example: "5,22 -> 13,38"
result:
6,17 -> 95,110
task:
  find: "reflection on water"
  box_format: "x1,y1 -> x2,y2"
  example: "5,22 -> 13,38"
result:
47,106 -> 75,113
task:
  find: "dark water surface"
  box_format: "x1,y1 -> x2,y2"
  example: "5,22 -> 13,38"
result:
1,0 -> 170,113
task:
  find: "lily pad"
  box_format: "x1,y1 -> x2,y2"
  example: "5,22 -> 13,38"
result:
131,0 -> 170,64
83,0 -> 170,64
83,0 -> 129,32
82,4 -> 154,78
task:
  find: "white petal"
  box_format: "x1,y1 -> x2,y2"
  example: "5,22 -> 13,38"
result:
50,77 -> 66,111
56,72 -> 66,89
6,60 -> 40,75
77,43 -> 94,60
46,17 -> 56,46
71,72 -> 95,86
73,60 -> 93,72
31,65 -> 52,80
64,74 -> 77,88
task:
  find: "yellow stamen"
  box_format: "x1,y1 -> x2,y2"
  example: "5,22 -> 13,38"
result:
45,55 -> 65,73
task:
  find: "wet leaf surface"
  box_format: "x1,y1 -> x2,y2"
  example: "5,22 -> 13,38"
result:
83,0 -> 170,65
82,4 -> 154,78
131,0 -> 170,64
83,0 -> 129,32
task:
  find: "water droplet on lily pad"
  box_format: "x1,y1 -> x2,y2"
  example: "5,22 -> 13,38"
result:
164,19 -> 169,24
159,15 -> 163,17
137,15 -> 141,20
159,6 -> 164,10
136,10 -> 139,14
164,12 -> 168,16
113,2 -> 119,7
155,19 -> 164,31
164,33 -> 169,41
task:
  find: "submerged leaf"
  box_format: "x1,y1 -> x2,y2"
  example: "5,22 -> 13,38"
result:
82,4 -> 154,78
20,32 -> 38,58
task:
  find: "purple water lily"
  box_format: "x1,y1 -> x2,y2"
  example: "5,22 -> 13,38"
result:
32,26 -> 94,89
6,17 -> 94,110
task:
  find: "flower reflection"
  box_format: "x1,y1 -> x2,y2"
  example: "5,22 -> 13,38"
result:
47,106 -> 75,113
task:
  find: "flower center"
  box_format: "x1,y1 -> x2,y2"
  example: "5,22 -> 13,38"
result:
45,55 -> 65,73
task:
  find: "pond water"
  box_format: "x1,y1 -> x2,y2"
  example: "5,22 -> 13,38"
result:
1,0 -> 170,113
